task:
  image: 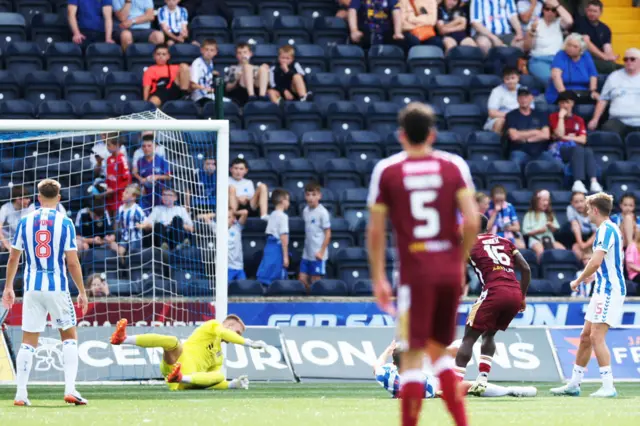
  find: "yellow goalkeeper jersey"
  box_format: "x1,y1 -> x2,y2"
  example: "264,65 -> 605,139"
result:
181,320 -> 246,372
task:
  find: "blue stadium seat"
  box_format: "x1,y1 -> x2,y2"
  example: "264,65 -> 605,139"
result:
229,130 -> 260,160
445,103 -> 484,138
253,43 -> 279,65
86,43 -> 124,76
626,132 -> 640,162
0,0 -> 9,12
429,74 -> 469,108
0,99 -> 34,118
261,130 -> 300,168
323,158 -> 362,192
348,73 -> 386,105
525,160 -> 565,191
365,101 -> 397,137
266,280 -> 307,295
312,16 -> 347,47
340,187 -> 369,230
626,280 -> 639,297
368,44 -> 406,75
37,100 -> 76,119
294,44 -> 327,73
574,103 -> 595,122
64,71 -> 102,107
242,217 -> 268,241
228,0 -> 255,16
485,46 -> 524,75
242,239 -> 266,280
466,131 -> 503,161
243,101 -> 283,132
469,74 -> 503,98
162,100 -> 200,119
24,71 -> 62,104
388,73 -> 427,105
307,72 -> 344,105
189,15 -> 231,43
407,45 -> 445,76
45,42 -> 84,78
0,13 -> 27,48
588,131 -> 625,169
281,158 -> 319,193
344,130 -> 383,171
213,43 -> 236,68
5,42 -> 43,79
125,43 -> 155,73
272,15 -> 311,46
119,100 -> 156,115
0,71 -> 21,100
486,161 -> 522,192
300,130 -> 341,166
334,247 -> 369,287
541,250 -> 578,290
605,161 -> 640,193
329,217 -> 355,255
519,74 -> 544,96
467,160 -> 488,190
169,43 -> 200,65
329,44 -> 366,76
434,131 -> 465,157
80,100 -> 117,119
247,158 -> 280,188
384,132 -> 402,156
232,16 -> 269,44
259,1 -> 295,26
16,0 -> 52,18
176,273 -> 211,297
31,13 -> 69,51
229,280 -> 264,296
527,279 -> 557,296
284,101 -> 322,137
518,248 -> 540,279
298,1 -> 337,19
508,189 -> 534,217
351,279 -> 373,296
104,71 -> 142,103
326,101 -> 364,134
203,101 -> 242,129
446,46 -> 485,76
310,279 -> 349,296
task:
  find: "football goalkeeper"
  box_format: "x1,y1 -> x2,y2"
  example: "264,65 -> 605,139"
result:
110,315 -> 266,390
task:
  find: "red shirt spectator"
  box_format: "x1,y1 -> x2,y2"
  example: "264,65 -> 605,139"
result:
106,149 -> 131,215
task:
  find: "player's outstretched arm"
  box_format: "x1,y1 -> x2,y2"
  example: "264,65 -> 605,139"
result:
66,250 -> 88,315
570,250 -> 605,291
373,340 -> 396,373
514,251 -> 531,302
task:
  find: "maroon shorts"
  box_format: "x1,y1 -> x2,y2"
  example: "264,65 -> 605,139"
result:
467,286 -> 523,331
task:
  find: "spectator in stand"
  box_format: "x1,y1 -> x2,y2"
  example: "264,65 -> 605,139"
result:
337,0 -> 351,19
0,186 -> 34,251
506,86 -> 552,170
224,43 -> 270,106
573,0 -> 621,74
228,158 -> 269,220
549,90 -> 602,194
143,45 -> 191,108
115,184 -> 146,256
516,0 -> 541,33
105,137 -> 132,218
299,182 -> 332,291
348,0 -> 403,48
398,0 -> 443,49
484,67 -> 528,134
610,193 -> 640,248
137,187 -> 194,250
523,0 -> 573,83
268,45 -> 311,105
132,131 -> 166,166
75,196 -> 116,252
113,0 -> 164,52
256,189 -> 290,286
228,208 -> 248,282
476,192 -> 489,215
437,0 -> 476,53
522,189 -> 564,260
486,185 -> 525,248
588,48 -> 640,137
545,33 -> 599,105
626,231 -> 640,284
133,134 -> 172,211
470,0 -> 524,54
157,0 -> 189,47
68,0 -> 115,46
567,191 -> 596,261
85,273 -> 111,297
198,157 -> 216,208
190,39 -> 219,107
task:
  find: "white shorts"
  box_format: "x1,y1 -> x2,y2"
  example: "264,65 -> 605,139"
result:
22,291 -> 77,333
585,293 -> 625,327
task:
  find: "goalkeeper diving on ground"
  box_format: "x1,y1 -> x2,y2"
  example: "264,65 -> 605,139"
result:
110,315 -> 267,390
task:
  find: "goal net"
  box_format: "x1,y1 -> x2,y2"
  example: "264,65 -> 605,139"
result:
0,112 -> 229,382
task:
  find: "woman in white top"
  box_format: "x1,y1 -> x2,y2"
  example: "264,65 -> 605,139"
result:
524,0 -> 572,83
0,185 -> 34,251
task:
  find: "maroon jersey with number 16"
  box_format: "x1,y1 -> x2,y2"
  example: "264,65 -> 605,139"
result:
469,234 -> 521,290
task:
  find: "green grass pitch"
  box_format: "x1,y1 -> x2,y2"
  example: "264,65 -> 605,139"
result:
2,383 -> 639,426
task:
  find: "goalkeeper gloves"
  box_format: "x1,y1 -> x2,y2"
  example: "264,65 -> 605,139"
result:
244,339 -> 267,351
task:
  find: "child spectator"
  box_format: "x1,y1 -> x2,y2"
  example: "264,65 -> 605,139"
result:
75,197 -> 116,252
0,185 -> 34,251
228,208 -> 248,282
625,231 -> 640,284
522,189 -> 564,260
157,0 -> 189,46
571,249 -> 595,297
229,158 -> 269,220
105,137 -> 131,217
132,131 -> 166,166
224,42 -> 270,106
484,67 -> 524,134
257,189 -> 290,286
567,191 -> 596,261
299,182 -> 332,290
115,184 -> 147,256
437,0 -> 476,53
85,273 -> 110,297
486,185 -> 525,248
267,45 -> 311,105
91,132 -> 127,178
138,187 -> 194,250
133,134 -> 172,211
476,192 -> 489,215
610,192 -> 640,248
142,44 -> 191,108
190,39 -> 219,106
195,157 -> 217,209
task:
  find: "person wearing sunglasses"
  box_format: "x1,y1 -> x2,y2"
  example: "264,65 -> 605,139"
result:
588,48 -> 640,138
573,0 -> 621,75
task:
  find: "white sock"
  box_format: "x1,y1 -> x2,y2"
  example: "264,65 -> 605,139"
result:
482,383 -> 509,397
181,375 -> 192,384
63,339 -> 79,395
568,364 -> 585,387
16,344 -> 35,398
228,378 -> 238,389
599,365 -> 614,390
122,336 -> 136,345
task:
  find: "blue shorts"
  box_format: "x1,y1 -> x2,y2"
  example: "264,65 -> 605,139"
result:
300,259 -> 326,277
228,268 -> 247,282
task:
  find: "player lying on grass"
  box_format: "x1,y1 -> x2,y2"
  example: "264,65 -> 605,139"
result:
110,315 -> 267,390
374,341 -> 537,398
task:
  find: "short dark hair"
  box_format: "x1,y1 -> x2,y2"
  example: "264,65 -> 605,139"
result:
154,44 -> 169,53
38,179 -> 61,199
480,213 -> 489,233
502,66 -> 519,78
142,133 -> 154,142
235,42 -> 251,51
392,348 -> 402,368
231,158 -> 248,168
271,188 -> 289,206
620,192 -> 636,205
587,0 -> 603,9
490,185 -> 507,197
304,181 -> 322,193
397,103 -> 436,146
201,39 -> 218,47
11,185 -> 29,202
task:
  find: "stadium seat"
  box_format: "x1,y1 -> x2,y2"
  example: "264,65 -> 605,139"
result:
626,280 -> 639,297
85,43 -> 124,76
351,279 -> 372,296
203,101 -> 242,129
444,103 -> 484,138
298,1 -> 337,19
229,129 -> 260,160
189,15 -> 231,43
24,71 -> 62,104
0,71 -> 21,100
45,42 -> 84,78
365,101 -> 397,137
407,45 -> 445,76
247,158 -> 280,189
485,46 -> 524,75
627,132 -> 640,162
168,43 -> 200,65
367,44 -> 406,76
15,0 -> 52,18
348,74 -> 386,105
519,74 -> 544,96
259,1 -> 295,27
124,43 -> 155,74
232,16 -> 269,44
466,131 -> 503,161
30,13 -> 69,51
294,44 -> 327,74
344,130 -> 383,172
0,13 -> 27,49
310,279 -> 349,296
272,15 -> 311,46
518,248 -> 540,279
252,43 -> 279,65
525,160 -> 565,191
575,103 -> 595,122
446,46 -> 485,76
326,101 -> 364,134
323,158 -> 362,192
162,100 -> 200,119
0,99 -> 34,118
64,71 -> 102,107
329,44 -> 366,76
508,189 -> 534,217
334,247 -> 369,287
175,271 -> 210,297
434,131 -> 465,157
328,217 -> 355,256
284,101 -> 323,137
388,73 -> 427,105
307,72 -> 344,105
227,0 -> 255,15
242,218 -> 268,242
541,250 -> 578,290
467,160 -> 488,190
605,161 -> 640,193
229,280 -> 264,296
428,74 -> 469,108
80,100 -> 117,119
588,131 -> 625,168
5,42 -> 43,79
527,279 -> 557,296
300,130 -> 341,167
243,101 -> 283,132
104,71 -> 142,103
119,100 -> 156,115
340,187 -> 369,230
281,158 -> 320,193
36,100 -> 76,119
485,161 -> 522,192
469,74 -> 503,98
261,130 -> 301,168
0,0 -> 8,12
312,16 -> 347,47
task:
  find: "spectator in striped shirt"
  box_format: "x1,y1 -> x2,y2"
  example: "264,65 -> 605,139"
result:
157,0 -> 189,47
470,0 -> 524,54
115,184 -> 146,256
190,39 -> 219,106
267,45 -> 311,105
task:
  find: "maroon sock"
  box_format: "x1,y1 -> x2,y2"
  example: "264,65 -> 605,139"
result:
400,381 -> 424,426
438,369 -> 468,426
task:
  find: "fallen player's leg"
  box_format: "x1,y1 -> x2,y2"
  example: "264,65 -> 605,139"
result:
460,381 -> 537,398
166,362 -> 249,390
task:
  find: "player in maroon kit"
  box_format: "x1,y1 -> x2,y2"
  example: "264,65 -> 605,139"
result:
105,137 -> 131,217
454,213 -> 531,396
367,103 -> 479,426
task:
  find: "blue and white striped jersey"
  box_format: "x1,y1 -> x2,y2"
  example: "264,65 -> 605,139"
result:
470,0 -> 517,36
190,56 -> 216,102
11,208 -> 77,292
610,213 -> 640,228
117,202 -> 146,243
592,219 -> 626,296
157,5 -> 188,34
374,364 -> 437,399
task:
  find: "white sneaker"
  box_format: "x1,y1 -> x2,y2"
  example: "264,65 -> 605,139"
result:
64,391 -> 88,405
590,387 -> 617,398
230,375 -> 250,390
550,384 -> 581,396
572,180 -> 588,193
590,180 -> 603,193
509,386 -> 538,397
467,380 -> 487,397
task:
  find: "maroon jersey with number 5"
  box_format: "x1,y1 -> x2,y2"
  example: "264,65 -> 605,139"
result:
469,233 -> 521,290
367,151 -> 474,285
